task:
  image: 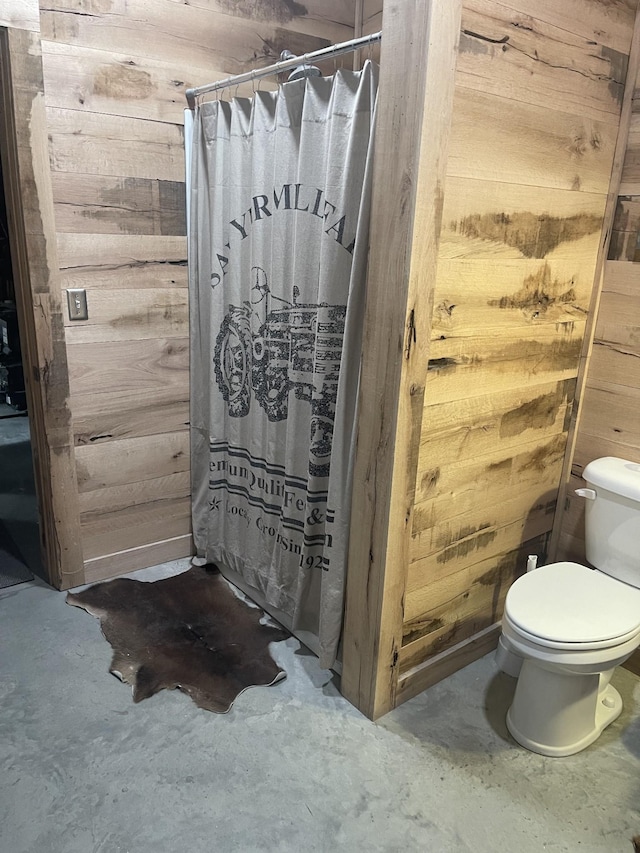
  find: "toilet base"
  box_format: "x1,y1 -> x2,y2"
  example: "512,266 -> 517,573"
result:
506,660 -> 623,757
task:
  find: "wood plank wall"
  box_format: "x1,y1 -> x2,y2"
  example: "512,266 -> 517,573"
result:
33,0 -> 356,585
555,55 -> 640,677
400,0 -> 638,686
0,27 -> 85,588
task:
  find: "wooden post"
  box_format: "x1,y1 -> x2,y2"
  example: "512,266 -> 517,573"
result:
341,0 -> 462,720
0,27 -> 84,588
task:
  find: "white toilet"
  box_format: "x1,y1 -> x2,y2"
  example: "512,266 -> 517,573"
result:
497,457 -> 640,757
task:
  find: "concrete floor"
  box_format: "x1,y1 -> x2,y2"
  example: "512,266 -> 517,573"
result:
1,559 -> 639,853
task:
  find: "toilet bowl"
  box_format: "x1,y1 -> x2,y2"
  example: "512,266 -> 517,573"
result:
500,561 -> 640,756
497,457 -> 640,756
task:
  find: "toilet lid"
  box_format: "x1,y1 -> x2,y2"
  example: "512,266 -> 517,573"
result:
505,562 -> 640,648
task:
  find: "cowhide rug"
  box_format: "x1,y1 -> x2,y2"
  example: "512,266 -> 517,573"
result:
66,564 -> 288,713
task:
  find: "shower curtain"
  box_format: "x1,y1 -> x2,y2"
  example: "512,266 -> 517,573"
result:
189,61 -> 378,668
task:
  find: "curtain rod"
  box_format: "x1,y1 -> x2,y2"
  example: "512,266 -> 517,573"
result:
185,31 -> 382,110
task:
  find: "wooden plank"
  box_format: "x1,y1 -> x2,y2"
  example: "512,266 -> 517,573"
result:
396,624 -> 500,708
40,0 -> 352,71
439,177 -> 607,262
63,288 -> 188,342
75,431 -> 190,492
418,379 -> 574,470
57,233 -> 188,290
577,380 -> 640,451
78,471 -> 190,514
80,495 -> 191,559
588,339 -> 640,388
83,533 -> 193,583
459,1 -> 628,123
409,483 -> 556,568
601,259 -> 640,294
620,110 -> 640,192
66,337 -> 189,397
41,39 -> 250,125
448,86 -> 618,192
607,197 -> 640,260
412,432 -> 567,533
470,0 -> 637,55
163,0 -> 356,28
341,0 -> 462,721
52,173 -> 186,236
0,0 -> 40,31
71,386 -> 189,444
425,321 -> 586,404
571,423 -> 640,470
401,588 -> 509,671
407,527 -> 548,597
0,28 -> 84,588
406,538 -> 533,626
47,107 -> 185,181
552,7 -> 640,563
432,257 -> 596,340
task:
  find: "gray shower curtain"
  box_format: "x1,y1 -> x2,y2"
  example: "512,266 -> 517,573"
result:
189,61 -> 378,668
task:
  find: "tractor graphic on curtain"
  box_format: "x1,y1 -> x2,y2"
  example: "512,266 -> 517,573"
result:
214,267 -> 345,477
189,61 -> 378,668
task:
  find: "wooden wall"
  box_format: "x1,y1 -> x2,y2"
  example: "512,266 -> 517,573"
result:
399,0 -> 638,694
555,55 -> 640,676
1,0 -> 39,32
3,0 -> 356,586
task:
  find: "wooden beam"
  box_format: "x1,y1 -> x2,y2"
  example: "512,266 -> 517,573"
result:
0,27 -> 84,588
341,0 -> 462,720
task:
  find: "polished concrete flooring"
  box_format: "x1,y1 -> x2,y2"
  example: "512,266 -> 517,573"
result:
1,559 -> 639,853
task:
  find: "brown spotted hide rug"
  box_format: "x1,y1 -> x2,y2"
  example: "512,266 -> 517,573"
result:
66,564 -> 289,713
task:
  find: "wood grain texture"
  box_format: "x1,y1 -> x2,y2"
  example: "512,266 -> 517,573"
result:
0,0 -> 39,31
459,1 -> 628,123
57,234 -> 188,289
448,87 -> 618,192
83,534 -> 193,583
37,0 -> 356,588
0,28 -> 84,588
52,173 -> 186,236
75,431 -> 190,492
551,12 -> 640,676
66,337 -> 189,397
80,495 -> 191,560
63,288 -> 188,343
395,624 -> 500,708
404,0 -> 638,692
418,379 -> 574,470
71,386 -> 189,445
47,108 -> 185,181
341,0 -> 462,720
40,0 -> 352,71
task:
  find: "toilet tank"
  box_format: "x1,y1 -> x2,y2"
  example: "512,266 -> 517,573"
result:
581,457 -> 640,588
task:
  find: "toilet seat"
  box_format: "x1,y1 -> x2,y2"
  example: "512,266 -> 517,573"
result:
505,561 -> 640,651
